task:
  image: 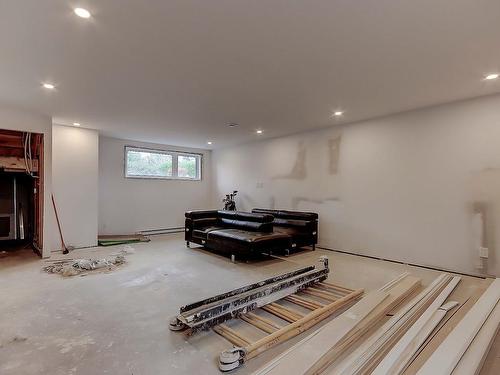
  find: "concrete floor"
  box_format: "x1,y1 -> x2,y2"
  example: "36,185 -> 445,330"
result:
0,234 -> 498,374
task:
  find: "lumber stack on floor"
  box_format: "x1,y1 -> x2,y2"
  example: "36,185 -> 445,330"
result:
253,274 -> 421,375
401,277 -> 493,374
370,276 -> 461,375
417,278 -> 500,375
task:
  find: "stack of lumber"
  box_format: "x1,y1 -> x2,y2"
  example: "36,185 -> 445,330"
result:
253,273 -> 421,375
253,273 -> 500,375
417,278 -> 500,375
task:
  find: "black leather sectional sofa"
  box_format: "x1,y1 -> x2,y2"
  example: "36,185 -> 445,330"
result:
185,209 -> 318,260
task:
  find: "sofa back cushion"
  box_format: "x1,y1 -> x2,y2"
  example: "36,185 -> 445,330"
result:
217,210 -> 273,232
252,208 -> 318,221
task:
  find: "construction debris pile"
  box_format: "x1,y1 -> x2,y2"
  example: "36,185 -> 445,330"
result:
43,248 -> 133,277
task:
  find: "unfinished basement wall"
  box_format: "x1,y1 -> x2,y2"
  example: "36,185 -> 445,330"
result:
0,103 -> 55,257
212,94 -> 500,277
98,136 -> 213,234
52,125 -> 99,249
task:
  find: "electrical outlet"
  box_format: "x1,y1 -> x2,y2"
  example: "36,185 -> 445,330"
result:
479,247 -> 489,258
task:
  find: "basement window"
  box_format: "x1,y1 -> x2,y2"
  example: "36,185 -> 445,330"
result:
125,146 -> 201,180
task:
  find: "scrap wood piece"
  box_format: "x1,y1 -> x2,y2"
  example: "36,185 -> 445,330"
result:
252,289 -> 388,375
219,288 -> 364,372
372,276 -> 461,375
417,278 -> 500,375
452,299 -> 500,375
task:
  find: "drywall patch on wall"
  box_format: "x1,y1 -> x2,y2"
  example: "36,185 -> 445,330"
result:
328,135 -> 342,175
272,141 -> 307,180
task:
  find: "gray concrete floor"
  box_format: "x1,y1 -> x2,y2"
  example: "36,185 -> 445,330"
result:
0,234 -> 498,374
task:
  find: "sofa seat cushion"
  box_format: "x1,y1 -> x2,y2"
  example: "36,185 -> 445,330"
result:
192,226 -> 223,240
208,229 -> 289,244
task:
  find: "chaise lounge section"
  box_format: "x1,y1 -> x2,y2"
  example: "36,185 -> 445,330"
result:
185,209 -> 318,261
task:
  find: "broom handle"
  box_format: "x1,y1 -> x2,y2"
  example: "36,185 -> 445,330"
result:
51,194 -> 67,250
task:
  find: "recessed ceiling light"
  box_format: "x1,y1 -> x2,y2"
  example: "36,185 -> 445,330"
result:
73,122 -> 81,127
333,111 -> 344,116
42,83 -> 55,90
74,7 -> 91,18
256,130 -> 263,134
207,141 -> 212,145
484,73 -> 499,80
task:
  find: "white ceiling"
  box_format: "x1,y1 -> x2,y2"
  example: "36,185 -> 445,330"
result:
1,0 -> 499,149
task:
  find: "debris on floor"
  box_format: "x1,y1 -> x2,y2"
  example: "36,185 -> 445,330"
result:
43,247 -> 133,277
97,233 -> 150,247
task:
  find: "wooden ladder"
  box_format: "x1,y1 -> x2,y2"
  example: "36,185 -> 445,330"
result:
214,282 -> 363,371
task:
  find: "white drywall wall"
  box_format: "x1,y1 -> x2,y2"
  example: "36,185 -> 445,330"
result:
98,137 -> 213,234
0,103 -> 55,257
213,94 -> 500,276
52,125 -> 99,249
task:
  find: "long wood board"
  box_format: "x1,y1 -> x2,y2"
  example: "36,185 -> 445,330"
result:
417,278 -> 500,374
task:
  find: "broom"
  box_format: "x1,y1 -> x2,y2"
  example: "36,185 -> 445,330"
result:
51,194 -> 69,254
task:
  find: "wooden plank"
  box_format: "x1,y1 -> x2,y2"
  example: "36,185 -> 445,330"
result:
308,287 -> 342,299
302,288 -> 338,302
306,276 -> 422,375
453,300 -> 500,374
373,276 -> 461,375
246,312 -> 283,330
213,324 -> 251,347
403,278 -> 492,374
320,281 -> 354,293
285,295 -> 324,310
417,278 -> 500,375
240,314 -> 277,334
261,303 -> 303,322
332,274 -> 450,375
253,290 -> 390,374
